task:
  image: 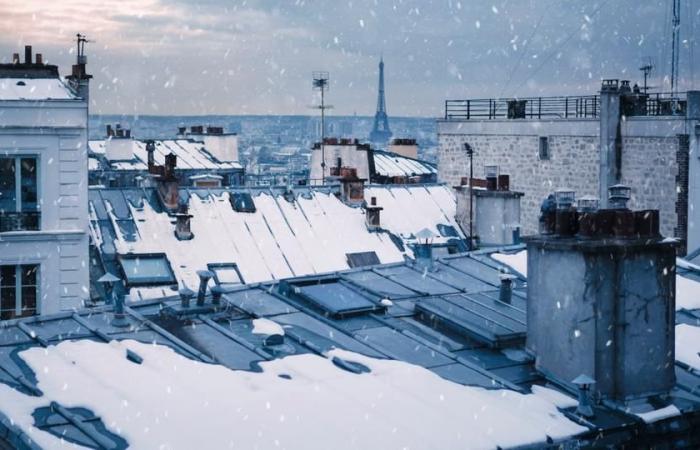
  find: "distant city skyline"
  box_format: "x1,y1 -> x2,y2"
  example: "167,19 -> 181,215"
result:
0,0 -> 697,116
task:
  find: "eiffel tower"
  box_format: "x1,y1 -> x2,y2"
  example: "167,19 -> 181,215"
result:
369,57 -> 392,144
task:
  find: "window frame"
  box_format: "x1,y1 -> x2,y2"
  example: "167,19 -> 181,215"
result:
538,136 -> 550,161
207,262 -> 245,286
118,253 -> 177,287
0,264 -> 39,320
0,154 -> 41,231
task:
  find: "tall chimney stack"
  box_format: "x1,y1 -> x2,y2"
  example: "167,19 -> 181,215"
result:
24,45 -> 32,64
525,191 -> 674,402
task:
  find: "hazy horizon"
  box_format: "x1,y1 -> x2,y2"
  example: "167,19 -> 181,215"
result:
1,0 -> 697,117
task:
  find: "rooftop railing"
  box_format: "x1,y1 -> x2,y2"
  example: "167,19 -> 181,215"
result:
444,92 -> 688,120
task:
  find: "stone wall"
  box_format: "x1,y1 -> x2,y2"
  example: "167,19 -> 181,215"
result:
438,130 -> 685,238
438,133 -> 599,235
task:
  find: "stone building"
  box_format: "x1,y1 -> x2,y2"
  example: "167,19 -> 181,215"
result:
0,45 -> 91,319
438,81 -> 700,253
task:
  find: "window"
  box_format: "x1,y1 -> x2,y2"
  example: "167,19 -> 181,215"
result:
208,262 -> 245,285
0,264 -> 38,320
346,252 -> 380,268
119,253 -> 176,287
538,137 -> 549,160
0,156 -> 39,231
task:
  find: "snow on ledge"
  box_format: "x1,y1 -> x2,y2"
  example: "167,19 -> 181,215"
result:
635,405 -> 681,424
252,317 -> 285,336
0,340 -> 587,449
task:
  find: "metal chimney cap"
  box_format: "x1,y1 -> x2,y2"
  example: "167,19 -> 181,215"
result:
572,374 -> 596,386
415,228 -> 437,241
97,272 -> 121,284
196,270 -> 215,279
178,287 -> 195,297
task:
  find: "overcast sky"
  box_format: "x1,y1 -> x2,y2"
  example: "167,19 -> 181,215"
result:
0,0 -> 697,116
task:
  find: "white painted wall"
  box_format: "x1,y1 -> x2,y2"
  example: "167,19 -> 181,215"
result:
190,133 -> 239,162
309,144 -> 370,184
0,98 -> 89,315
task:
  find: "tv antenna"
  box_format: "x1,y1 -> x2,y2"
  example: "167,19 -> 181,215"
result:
670,0 -> 681,95
311,71 -> 332,184
639,58 -> 654,94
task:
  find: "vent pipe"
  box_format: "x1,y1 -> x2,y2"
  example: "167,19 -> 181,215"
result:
179,287 -> 194,308
211,285 -> 224,305
414,228 -> 436,272
196,270 -> 214,306
572,374 -> 596,418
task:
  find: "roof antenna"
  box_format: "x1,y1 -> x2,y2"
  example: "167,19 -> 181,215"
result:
639,57 -> 654,94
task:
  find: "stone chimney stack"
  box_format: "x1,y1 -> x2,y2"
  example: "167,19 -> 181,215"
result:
66,34 -> 92,103
599,79 -> 622,208
525,187 -> 675,402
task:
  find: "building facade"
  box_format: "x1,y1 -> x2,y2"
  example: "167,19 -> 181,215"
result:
438,83 -> 700,253
0,45 -> 90,319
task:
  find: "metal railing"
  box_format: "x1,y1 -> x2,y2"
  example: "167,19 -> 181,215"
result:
444,92 -> 689,120
0,212 -> 40,232
445,96 -> 600,120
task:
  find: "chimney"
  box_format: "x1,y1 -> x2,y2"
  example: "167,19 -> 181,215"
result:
414,229 -> 436,272
498,273 -> 515,304
106,124 -> 113,137
388,138 -> 418,159
524,199 -> 675,401
196,270 -> 214,306
145,140 -> 156,172
599,79 -> 622,208
485,165 -> 499,191
457,181 -> 523,247
364,196 -> 383,231
12,53 -> 19,64
174,203 -> 194,240
35,53 -> 42,65
338,168 -> 366,205
24,45 -> 32,64
164,153 -> 177,179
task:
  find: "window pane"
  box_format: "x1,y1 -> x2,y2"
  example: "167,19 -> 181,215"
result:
0,265 -> 15,287
19,285 -> 36,318
213,267 -> 241,284
1,266 -> 17,320
21,264 -> 38,286
20,158 -> 38,212
0,158 -> 16,213
120,255 -> 176,286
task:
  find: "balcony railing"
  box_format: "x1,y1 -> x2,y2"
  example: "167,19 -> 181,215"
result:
444,92 -> 688,120
0,212 -> 41,232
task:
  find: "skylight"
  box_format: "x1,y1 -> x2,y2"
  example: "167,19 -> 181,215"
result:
119,253 -> 176,287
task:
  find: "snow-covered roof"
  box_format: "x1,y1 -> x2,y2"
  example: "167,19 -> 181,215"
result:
89,185 -> 464,300
372,150 -> 437,178
0,248 -> 698,449
0,78 -> 77,100
88,139 -> 242,171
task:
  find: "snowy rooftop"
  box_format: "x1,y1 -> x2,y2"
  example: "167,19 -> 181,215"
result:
372,150 -> 437,178
0,78 -> 77,101
89,184 -> 465,300
0,249 -> 698,449
88,139 -> 242,171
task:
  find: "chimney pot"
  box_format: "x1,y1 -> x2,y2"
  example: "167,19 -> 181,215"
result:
498,273 -> 515,304
196,270 -> 214,306
211,285 -> 224,305
179,287 -> 195,308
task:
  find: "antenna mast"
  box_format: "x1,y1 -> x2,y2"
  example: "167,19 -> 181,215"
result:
312,71 -> 331,185
670,0 -> 681,95
639,58 -> 654,94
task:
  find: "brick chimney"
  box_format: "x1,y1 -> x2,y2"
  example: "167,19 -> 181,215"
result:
525,187 -> 675,402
